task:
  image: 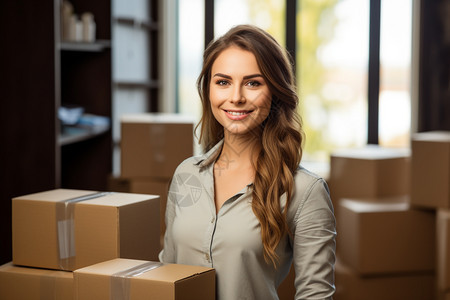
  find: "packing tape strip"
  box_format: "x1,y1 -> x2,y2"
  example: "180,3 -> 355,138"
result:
56,192 -> 113,270
110,262 -> 163,300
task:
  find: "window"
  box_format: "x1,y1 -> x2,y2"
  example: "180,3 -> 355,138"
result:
378,0 -> 412,147
298,0 -> 369,162
176,0 -> 413,164
214,0 -> 285,44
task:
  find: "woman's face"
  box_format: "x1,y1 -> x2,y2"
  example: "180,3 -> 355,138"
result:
209,46 -> 272,138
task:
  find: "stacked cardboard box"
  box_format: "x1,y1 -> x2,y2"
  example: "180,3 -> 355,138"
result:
0,262 -> 73,300
328,145 -> 411,215
411,131 -> 450,298
113,113 -> 195,247
327,145 -> 439,299
335,197 -> 436,299
73,258 -> 215,300
338,198 -> 435,275
334,259 -> 435,300
12,189 -> 161,271
1,188 -> 215,299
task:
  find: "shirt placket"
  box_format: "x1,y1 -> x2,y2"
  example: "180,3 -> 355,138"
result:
200,164 -> 217,267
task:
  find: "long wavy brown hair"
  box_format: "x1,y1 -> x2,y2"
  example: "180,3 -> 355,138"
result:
196,24 -> 304,266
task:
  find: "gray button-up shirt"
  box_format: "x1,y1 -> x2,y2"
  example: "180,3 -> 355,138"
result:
159,140 -> 336,299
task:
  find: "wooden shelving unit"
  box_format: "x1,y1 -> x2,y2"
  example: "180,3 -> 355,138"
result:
57,0 -> 112,190
1,0 -> 162,267
59,40 -> 111,52
112,0 -> 160,112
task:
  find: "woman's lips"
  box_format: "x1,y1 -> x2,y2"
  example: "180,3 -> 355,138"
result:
224,109 -> 253,120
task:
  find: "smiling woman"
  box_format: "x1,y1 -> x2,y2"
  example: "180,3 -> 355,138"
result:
160,24 -> 336,300
209,46 -> 272,137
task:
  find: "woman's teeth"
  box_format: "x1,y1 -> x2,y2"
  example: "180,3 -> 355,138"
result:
228,111 -> 247,116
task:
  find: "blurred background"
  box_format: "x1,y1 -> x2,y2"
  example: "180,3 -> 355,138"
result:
1,0 -> 449,298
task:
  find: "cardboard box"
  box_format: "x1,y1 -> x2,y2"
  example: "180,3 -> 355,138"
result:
0,262 -> 73,300
411,131 -> 450,209
108,175 -> 171,247
277,264 -> 295,300
438,209 -> 450,291
121,113 -> 195,179
337,198 -> 435,275
329,145 -> 410,210
334,259 -> 435,300
437,290 -> 450,300
13,189 -> 160,271
74,258 -> 215,300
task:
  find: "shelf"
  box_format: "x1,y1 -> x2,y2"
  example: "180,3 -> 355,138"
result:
114,17 -> 158,31
59,124 -> 110,146
114,80 -> 159,89
59,40 -> 111,52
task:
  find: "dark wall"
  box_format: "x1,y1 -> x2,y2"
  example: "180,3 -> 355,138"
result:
0,1 -> 57,265
418,0 -> 450,132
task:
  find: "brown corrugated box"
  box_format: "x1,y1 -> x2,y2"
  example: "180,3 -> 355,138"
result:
334,259 -> 435,300
13,189 -> 160,271
108,175 -> 171,247
337,198 -> 435,275
329,145 -> 410,212
411,131 -> 450,209
0,262 -> 73,300
438,209 -> 450,291
277,265 -> 295,300
120,113 -> 195,179
438,291 -> 450,300
74,258 -> 215,300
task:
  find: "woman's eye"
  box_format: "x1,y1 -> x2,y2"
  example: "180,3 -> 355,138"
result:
216,80 -> 229,86
246,80 -> 261,87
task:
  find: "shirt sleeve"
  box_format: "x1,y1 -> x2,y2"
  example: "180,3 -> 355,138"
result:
293,178 -> 336,300
158,178 -> 177,263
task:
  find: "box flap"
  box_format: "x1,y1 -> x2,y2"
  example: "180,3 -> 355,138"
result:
138,264 -> 214,283
81,192 -> 159,207
121,113 -> 195,124
412,131 -> 450,142
74,258 -> 149,275
331,145 -> 410,160
75,259 -> 214,284
13,189 -> 97,203
340,198 -> 409,213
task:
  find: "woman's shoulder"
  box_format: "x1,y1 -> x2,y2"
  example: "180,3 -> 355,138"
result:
293,166 -> 328,192
290,166 -> 332,210
173,154 -> 204,174
173,140 -> 223,176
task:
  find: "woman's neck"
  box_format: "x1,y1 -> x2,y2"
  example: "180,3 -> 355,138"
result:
218,131 -> 261,170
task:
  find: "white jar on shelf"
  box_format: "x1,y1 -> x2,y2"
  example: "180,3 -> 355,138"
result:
68,14 -> 83,41
82,12 -> 96,42
61,0 -> 73,41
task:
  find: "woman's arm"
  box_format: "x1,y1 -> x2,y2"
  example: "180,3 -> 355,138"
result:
293,178 -> 336,299
158,179 -> 177,263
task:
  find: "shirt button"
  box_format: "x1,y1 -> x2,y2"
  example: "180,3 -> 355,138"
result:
210,217 -> 215,223
205,253 -> 210,261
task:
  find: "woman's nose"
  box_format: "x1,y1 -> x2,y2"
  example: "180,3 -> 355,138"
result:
229,85 -> 246,104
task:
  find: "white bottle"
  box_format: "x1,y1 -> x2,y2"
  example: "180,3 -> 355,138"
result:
61,0 -> 73,41
68,14 -> 77,41
82,12 -> 96,42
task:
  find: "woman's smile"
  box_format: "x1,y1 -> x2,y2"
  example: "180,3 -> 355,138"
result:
224,109 -> 254,120
209,46 -> 272,136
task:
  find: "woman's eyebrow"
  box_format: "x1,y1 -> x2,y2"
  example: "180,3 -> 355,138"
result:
212,73 -> 263,80
243,74 -> 263,80
213,73 -> 232,79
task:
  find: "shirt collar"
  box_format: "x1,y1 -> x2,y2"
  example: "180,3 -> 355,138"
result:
194,139 -> 224,169
194,139 -> 254,189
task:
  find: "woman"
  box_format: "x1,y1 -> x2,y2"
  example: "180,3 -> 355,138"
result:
159,24 -> 336,299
